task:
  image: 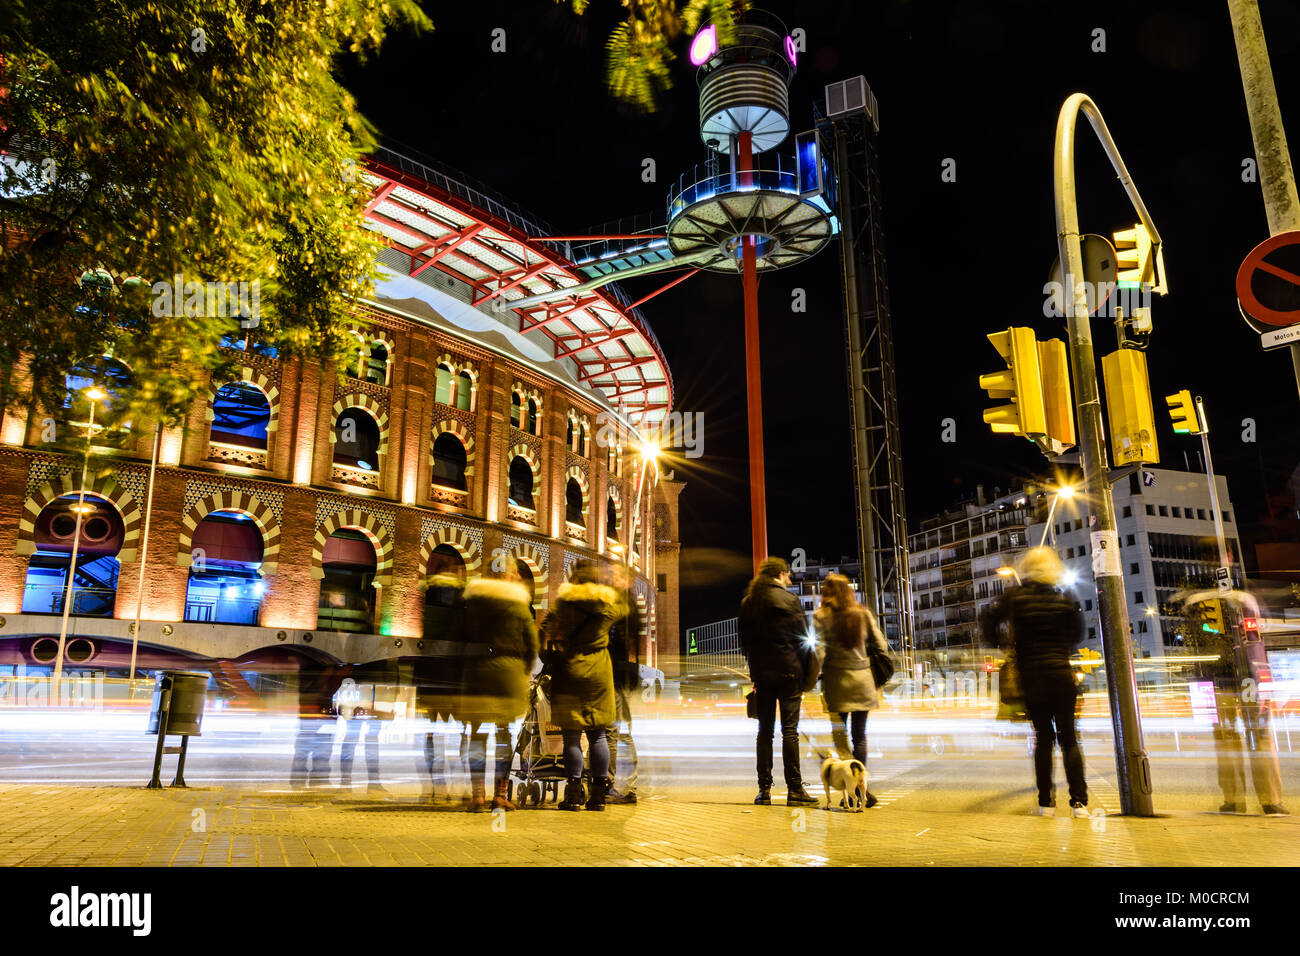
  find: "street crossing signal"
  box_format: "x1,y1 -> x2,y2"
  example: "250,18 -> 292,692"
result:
980,327 -> 1047,438
1202,599 -> 1225,635
1077,647 -> 1104,674
1101,349 -> 1159,465
1113,223 -> 1155,289
1165,389 -> 1202,435
1037,338 -> 1076,450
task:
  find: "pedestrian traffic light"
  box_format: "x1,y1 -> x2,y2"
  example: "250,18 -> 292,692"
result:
1164,389 -> 1202,435
1101,348 -> 1159,465
1202,599 -> 1224,635
1113,223 -> 1155,290
980,327 -> 1047,438
1038,337 -> 1076,450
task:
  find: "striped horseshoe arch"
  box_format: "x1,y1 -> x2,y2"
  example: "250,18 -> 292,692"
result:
606,484 -> 624,546
419,525 -> 482,579
329,393 -> 390,460
176,490 -> 282,574
508,540 -> 549,612
205,367 -> 280,435
311,508 -> 394,586
431,419 -> 476,478
506,443 -> 541,500
17,473 -> 141,562
564,465 -> 590,521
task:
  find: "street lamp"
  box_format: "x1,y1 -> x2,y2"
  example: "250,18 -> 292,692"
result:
1038,484 -> 1077,547
51,386 -> 106,695
996,565 -> 1021,586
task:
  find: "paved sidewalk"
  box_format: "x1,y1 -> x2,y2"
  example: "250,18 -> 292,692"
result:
2,781 -> 1296,867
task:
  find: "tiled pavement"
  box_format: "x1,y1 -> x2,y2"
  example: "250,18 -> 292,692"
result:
2,778 -> 1296,867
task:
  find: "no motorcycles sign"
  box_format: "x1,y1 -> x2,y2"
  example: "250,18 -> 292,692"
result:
1236,231 -> 1300,348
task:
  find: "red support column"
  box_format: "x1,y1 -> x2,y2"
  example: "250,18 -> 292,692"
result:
737,131 -> 767,574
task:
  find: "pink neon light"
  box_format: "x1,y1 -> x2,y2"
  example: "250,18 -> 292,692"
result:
690,25 -> 718,66
784,35 -> 798,67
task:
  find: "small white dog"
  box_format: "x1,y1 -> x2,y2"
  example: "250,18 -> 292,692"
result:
818,751 -> 868,812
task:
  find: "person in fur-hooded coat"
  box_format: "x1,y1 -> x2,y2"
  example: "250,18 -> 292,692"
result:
543,560 -> 625,810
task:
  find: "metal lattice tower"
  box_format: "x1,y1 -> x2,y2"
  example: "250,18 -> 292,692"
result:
818,79 -> 914,665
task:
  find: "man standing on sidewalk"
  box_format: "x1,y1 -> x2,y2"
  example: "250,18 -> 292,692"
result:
739,557 -> 818,807
605,563 -> 641,804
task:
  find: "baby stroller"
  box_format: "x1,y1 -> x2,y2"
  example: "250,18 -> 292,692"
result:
510,674 -> 579,806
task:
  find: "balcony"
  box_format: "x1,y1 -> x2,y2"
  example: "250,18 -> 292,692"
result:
332,463 -> 380,490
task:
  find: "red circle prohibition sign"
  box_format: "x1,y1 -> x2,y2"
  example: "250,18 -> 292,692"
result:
1236,231 -> 1300,328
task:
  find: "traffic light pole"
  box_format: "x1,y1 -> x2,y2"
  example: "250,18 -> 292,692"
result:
1194,398 -> 1232,571
1054,93 -> 1155,816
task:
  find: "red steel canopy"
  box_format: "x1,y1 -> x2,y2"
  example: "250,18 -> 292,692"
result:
362,151 -> 673,425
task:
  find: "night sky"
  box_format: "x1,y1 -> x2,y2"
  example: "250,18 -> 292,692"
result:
344,0 -> 1300,631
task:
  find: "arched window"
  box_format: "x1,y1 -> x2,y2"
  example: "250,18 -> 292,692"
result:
184,511 -> 264,625
510,392 -> 521,428
210,382 -> 270,450
63,357 -> 131,424
526,398 -> 539,435
344,333 -> 367,379
22,494 -> 124,618
566,418 -> 575,450
607,498 -> 619,543
516,559 -> 536,612
431,432 -> 467,490
566,478 -> 584,526
365,341 -> 389,385
435,365 -> 453,405
456,371 -> 473,411
508,456 -> 534,510
318,529 -> 377,633
424,544 -> 465,638
334,408 -> 381,471
580,422 -> 590,456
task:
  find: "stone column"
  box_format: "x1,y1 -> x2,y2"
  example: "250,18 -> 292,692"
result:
383,505 -> 425,638
114,469 -> 187,623
0,451 -> 31,614
261,488 -> 321,631
484,365 -> 512,525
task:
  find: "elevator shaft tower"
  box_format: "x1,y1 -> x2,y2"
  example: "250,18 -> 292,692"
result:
818,79 -> 914,664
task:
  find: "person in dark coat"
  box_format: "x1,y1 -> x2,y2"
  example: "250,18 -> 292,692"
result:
418,572 -> 466,803
739,556 -> 818,807
544,560 -> 624,811
813,572 -> 888,808
459,570 -> 538,811
605,562 -> 642,804
984,547 -> 1088,817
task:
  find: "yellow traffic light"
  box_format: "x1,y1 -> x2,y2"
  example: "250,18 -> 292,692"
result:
1101,349 -> 1159,465
1165,389 -> 1202,435
1113,223 -> 1154,290
980,327 -> 1047,438
1077,647 -> 1104,674
1202,599 -> 1225,636
1037,338 -> 1076,450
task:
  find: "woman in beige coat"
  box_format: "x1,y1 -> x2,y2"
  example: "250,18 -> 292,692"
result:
813,573 -> 889,807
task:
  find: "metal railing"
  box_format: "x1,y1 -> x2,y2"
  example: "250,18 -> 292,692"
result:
667,156 -> 800,222
371,144 -> 555,239
184,597 -> 262,627
22,584 -> 116,617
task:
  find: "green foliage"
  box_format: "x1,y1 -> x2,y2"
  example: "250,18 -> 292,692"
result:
559,0 -> 747,112
0,0 -> 429,427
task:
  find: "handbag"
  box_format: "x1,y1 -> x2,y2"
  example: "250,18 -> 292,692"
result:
746,690 -> 758,719
864,613 -> 895,688
996,609 -> 1028,721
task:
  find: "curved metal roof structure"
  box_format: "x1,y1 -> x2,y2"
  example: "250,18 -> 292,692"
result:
362,147 -> 673,425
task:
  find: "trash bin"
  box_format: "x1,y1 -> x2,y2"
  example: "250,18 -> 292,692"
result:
147,671 -> 209,736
